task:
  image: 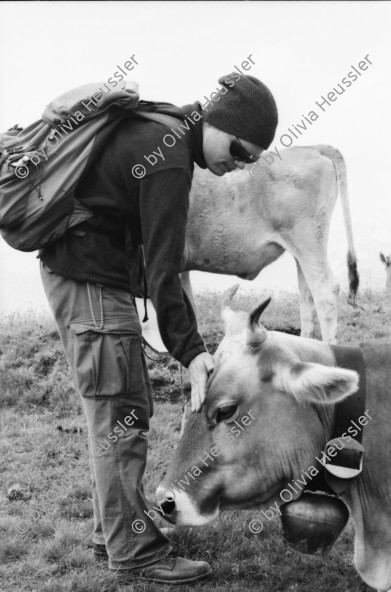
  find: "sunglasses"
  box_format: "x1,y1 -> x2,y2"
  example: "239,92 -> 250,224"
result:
229,137 -> 260,164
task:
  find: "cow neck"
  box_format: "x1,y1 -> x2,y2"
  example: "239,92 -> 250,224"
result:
329,344 -> 367,444
305,344 -> 367,496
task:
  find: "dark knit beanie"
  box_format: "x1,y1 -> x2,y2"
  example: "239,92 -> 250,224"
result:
203,74 -> 278,149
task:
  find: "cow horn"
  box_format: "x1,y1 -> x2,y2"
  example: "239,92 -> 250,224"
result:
247,297 -> 271,348
221,284 -> 240,311
249,297 -> 272,329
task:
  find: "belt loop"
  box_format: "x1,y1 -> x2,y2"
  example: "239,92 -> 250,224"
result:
87,282 -> 104,330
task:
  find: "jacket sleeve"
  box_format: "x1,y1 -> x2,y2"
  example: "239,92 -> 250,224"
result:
138,167 -> 207,367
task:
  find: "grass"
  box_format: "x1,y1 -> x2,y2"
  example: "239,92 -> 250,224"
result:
1,288 -> 390,592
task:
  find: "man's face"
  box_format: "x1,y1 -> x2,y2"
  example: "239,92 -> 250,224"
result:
202,123 -> 264,176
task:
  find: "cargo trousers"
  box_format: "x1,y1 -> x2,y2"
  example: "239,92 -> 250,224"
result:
40,262 -> 170,569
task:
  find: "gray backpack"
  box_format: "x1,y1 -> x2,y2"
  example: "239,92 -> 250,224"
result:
0,81 -> 181,251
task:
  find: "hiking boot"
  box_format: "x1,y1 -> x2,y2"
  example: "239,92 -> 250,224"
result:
121,554 -> 213,586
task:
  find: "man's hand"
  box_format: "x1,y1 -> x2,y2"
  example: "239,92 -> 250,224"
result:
188,352 -> 214,412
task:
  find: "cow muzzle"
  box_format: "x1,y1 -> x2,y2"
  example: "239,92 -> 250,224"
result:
155,485 -> 219,526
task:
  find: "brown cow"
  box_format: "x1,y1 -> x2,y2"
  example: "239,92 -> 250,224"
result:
157,287 -> 391,591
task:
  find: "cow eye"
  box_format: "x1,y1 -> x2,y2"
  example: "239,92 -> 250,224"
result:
216,404 -> 239,423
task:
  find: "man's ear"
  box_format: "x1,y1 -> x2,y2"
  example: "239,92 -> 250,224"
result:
276,362 -> 359,405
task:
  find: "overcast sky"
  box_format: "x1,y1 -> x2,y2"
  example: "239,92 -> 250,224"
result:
1,1 -> 390,313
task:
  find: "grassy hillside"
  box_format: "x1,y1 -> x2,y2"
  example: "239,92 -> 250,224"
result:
0,288 -> 390,592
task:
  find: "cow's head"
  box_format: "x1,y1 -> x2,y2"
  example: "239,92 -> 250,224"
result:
156,286 -> 359,525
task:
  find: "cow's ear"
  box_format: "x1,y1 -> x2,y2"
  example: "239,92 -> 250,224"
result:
279,362 -> 359,405
380,252 -> 386,264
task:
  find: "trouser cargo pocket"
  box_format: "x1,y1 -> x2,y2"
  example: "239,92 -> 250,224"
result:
70,320 -> 145,398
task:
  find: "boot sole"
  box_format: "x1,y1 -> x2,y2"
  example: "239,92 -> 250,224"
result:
138,566 -> 213,586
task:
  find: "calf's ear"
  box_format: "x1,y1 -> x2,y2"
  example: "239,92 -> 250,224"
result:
380,252 -> 386,264
279,362 -> 359,405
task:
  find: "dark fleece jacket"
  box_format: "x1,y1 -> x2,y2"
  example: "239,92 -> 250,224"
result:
39,101 -> 207,367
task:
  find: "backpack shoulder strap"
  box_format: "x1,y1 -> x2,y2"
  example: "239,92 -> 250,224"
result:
136,111 -> 183,129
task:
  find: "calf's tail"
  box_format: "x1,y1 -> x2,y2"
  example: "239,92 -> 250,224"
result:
316,145 -> 359,307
